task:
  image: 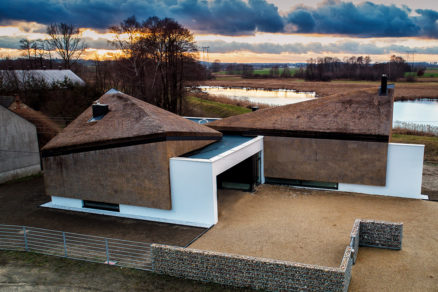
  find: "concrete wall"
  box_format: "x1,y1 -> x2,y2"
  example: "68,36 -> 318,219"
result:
152,244 -> 351,292
0,105 -> 40,184
43,140 -> 213,210
339,143 -> 425,199
264,136 -> 388,186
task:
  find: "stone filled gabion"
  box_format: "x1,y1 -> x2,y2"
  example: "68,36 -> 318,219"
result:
359,220 -> 403,249
151,219 -> 403,292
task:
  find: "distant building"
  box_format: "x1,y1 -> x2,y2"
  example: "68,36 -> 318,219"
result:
0,97 -> 41,184
0,69 -> 85,88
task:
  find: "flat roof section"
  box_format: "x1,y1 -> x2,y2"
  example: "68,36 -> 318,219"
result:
186,135 -> 255,159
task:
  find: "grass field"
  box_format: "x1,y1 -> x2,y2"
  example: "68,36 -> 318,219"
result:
391,133 -> 438,163
405,69 -> 438,78
184,95 -> 251,117
423,69 -> 438,78
0,251 -> 249,291
215,67 -> 299,76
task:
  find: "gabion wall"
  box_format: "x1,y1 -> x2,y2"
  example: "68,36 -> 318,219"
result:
358,219 -> 403,249
151,219 -> 402,292
152,244 -> 352,292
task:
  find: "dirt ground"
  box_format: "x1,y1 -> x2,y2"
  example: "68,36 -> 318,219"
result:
423,163 -> 438,200
198,78 -> 438,100
0,176 -> 205,246
190,185 -> 438,291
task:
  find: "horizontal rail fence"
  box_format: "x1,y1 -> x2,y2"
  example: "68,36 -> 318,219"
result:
0,224 -> 152,271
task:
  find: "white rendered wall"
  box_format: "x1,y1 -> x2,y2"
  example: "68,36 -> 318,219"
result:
43,136 -> 264,228
338,143 -> 425,199
51,196 -> 83,208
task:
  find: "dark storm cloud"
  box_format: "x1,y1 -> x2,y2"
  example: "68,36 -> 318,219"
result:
169,0 -> 283,35
197,40 -> 438,55
1,1 -> 438,38
285,0 -> 438,38
0,0 -> 283,35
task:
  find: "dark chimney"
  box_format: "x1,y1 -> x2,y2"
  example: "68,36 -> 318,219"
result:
92,103 -> 109,119
251,106 -> 259,112
380,74 -> 388,95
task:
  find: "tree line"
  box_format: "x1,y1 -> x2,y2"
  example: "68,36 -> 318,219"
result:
296,55 -> 410,81
211,55 -> 414,82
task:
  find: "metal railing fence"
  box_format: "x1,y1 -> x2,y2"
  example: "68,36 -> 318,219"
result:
0,224 -> 152,271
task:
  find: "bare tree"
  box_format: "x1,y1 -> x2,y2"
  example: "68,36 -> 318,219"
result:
46,23 -> 86,69
19,39 -> 33,63
110,16 -> 198,114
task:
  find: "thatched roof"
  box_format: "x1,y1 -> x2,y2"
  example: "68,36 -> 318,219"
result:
8,101 -> 61,149
42,91 -> 222,155
208,87 -> 394,141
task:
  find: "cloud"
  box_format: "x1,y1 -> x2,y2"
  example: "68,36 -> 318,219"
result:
415,9 -> 438,37
82,38 -> 112,50
285,1 -> 422,37
0,0 -> 437,38
0,0 -> 283,35
0,36 -> 23,49
197,39 -> 438,55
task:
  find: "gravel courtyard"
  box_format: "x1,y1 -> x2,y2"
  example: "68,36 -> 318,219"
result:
190,185 -> 438,291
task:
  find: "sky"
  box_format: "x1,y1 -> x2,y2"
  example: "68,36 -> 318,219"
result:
1,0 -> 438,63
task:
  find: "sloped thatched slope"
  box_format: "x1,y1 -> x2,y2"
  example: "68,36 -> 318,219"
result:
43,91 -> 222,154
208,87 -> 393,141
8,102 -> 61,148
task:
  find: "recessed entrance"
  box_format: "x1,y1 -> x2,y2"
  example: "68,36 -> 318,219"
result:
217,153 -> 260,192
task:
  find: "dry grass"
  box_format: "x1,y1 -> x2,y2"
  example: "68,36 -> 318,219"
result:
198,78 -> 438,100
392,124 -> 438,137
391,133 -> 438,163
183,95 -> 251,118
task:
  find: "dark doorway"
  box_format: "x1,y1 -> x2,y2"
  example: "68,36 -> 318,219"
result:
217,153 -> 260,192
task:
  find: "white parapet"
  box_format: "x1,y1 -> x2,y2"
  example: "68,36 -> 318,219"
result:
338,143 -> 426,199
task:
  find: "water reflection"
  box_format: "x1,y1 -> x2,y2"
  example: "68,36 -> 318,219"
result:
197,86 -> 438,132
393,100 -> 438,128
197,86 -> 316,106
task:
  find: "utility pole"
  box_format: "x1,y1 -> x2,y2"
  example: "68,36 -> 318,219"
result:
407,50 -> 416,72
201,46 -> 210,79
201,46 -> 210,64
